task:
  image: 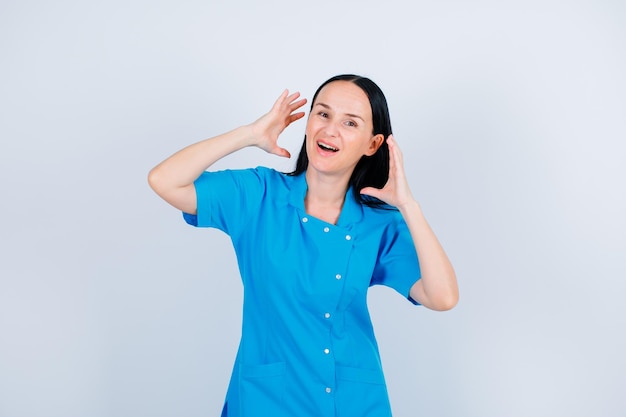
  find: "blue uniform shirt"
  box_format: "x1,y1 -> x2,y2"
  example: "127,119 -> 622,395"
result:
183,167 -> 421,417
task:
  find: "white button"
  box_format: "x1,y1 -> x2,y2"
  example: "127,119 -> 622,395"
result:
324,312 -> 331,319
335,274 -> 342,280
345,235 -> 351,240
302,217 -> 308,223
324,348 -> 330,354
323,226 -> 330,233
325,387 -> 332,393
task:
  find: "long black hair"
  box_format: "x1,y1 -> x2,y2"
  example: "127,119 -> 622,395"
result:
288,74 -> 392,208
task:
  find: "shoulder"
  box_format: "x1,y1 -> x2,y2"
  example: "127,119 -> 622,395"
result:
361,204 -> 412,246
253,166 -> 283,181
209,166 -> 284,186
201,165 -> 300,196
251,166 -> 296,190
362,203 -> 403,227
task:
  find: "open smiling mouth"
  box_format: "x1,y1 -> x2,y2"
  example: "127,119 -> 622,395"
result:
318,142 -> 339,152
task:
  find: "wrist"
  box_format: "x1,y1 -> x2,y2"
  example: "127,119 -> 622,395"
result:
396,197 -> 421,215
234,125 -> 259,148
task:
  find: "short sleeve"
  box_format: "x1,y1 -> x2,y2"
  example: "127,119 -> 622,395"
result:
370,217 -> 422,305
182,168 -> 265,237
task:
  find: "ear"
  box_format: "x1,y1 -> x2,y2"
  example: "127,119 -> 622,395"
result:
364,134 -> 385,156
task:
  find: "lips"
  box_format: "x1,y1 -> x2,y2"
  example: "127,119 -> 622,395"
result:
317,141 -> 339,152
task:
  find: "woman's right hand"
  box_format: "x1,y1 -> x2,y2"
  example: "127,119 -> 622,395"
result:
248,90 -> 308,158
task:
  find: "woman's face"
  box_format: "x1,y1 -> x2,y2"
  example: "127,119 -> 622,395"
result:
305,81 -> 383,177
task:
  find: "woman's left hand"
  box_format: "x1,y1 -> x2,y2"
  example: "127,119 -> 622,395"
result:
360,135 -> 415,209
363,134 -> 459,311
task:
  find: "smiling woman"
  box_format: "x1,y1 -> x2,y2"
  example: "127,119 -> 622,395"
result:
304,81 -> 385,196
148,74 -> 458,417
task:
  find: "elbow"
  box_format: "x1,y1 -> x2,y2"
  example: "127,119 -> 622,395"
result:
429,269 -> 459,311
420,281 -> 459,311
431,292 -> 459,311
433,280 -> 459,311
410,278 -> 459,311
147,166 -> 164,195
147,167 -> 196,214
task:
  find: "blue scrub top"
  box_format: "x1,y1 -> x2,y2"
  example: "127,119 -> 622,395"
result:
183,167 -> 421,417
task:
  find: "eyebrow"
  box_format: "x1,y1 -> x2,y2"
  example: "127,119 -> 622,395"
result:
314,102 -> 365,122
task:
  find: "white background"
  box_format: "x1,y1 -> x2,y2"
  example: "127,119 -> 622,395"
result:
1,0 -> 625,416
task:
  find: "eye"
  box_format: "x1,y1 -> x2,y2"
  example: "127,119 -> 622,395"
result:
318,111 -> 329,118
344,120 -> 357,127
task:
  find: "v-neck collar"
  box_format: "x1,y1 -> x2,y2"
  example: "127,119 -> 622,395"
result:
287,172 -> 364,227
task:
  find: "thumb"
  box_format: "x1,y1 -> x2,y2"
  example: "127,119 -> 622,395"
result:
271,146 -> 291,158
360,187 -> 381,199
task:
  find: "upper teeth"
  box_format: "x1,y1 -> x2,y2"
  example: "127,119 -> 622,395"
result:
319,143 -> 338,151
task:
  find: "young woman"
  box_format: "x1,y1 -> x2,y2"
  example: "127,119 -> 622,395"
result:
148,74 -> 458,417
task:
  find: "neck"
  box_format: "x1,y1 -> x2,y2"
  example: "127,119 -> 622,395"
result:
304,169 -> 351,224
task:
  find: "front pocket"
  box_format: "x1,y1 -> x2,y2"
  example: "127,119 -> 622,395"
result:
239,362 -> 286,417
336,365 -> 386,385
335,365 -> 392,417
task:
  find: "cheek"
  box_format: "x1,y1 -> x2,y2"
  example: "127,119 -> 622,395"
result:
346,132 -> 370,149
306,118 -> 321,134
304,122 -> 314,140
305,122 -> 315,141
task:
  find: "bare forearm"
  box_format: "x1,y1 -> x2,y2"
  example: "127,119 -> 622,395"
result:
148,90 -> 307,214
147,125 -> 256,214
399,199 -> 458,311
149,125 -> 254,190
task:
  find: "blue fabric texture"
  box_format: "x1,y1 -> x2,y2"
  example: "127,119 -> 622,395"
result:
183,167 -> 421,417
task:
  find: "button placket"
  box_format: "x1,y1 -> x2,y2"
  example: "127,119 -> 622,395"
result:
305,217 -> 353,404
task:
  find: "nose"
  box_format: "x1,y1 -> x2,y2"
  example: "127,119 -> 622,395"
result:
323,120 -> 340,137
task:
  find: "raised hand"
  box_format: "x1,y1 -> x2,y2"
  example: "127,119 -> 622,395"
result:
249,90 -> 308,158
360,135 -> 415,209
361,135 -> 458,310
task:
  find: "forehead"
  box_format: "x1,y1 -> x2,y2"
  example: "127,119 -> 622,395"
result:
314,81 -> 372,119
